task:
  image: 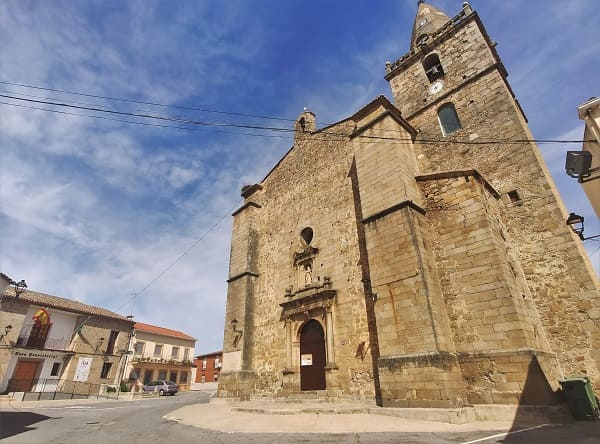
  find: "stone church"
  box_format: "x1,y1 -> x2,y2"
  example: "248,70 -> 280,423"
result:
218,1 -> 600,408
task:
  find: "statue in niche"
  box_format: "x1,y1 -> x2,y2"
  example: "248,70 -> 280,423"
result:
304,262 -> 313,286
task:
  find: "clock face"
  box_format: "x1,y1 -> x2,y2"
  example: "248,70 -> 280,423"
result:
429,80 -> 443,95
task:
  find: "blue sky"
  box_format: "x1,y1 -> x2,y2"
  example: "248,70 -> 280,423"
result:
1,0 -> 598,354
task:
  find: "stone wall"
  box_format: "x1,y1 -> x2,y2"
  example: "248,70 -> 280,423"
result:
388,11 -> 600,388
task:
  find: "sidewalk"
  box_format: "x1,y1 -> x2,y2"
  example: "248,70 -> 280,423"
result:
0,392 -> 157,409
163,398 -> 524,434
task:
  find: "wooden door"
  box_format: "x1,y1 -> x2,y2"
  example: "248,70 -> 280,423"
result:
300,320 -> 326,391
9,361 -> 39,392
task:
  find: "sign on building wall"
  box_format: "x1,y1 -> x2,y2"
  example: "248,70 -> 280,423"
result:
74,357 -> 92,381
301,354 -> 313,366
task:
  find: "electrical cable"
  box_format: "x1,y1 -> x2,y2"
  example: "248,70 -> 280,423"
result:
0,93 -> 591,145
0,101 -> 290,139
0,80 -> 299,123
125,199 -> 242,315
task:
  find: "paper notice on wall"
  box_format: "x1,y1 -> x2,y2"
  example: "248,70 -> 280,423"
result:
301,354 -> 313,366
74,357 -> 92,381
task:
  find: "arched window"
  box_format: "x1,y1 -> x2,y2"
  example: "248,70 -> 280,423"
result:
422,53 -> 444,82
300,227 -> 313,245
438,103 -> 461,136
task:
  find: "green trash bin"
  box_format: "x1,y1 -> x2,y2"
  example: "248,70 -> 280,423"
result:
559,376 -> 600,420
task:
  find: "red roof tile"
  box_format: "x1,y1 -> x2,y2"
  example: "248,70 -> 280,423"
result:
134,322 -> 196,341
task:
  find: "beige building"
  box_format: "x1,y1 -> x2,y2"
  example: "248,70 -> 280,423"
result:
126,322 -> 195,391
218,2 -> 600,408
575,97 -> 600,218
1,286 -> 133,398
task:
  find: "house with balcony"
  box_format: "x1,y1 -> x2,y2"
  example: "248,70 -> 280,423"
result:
0,286 -> 134,397
126,322 -> 195,391
193,350 -> 222,383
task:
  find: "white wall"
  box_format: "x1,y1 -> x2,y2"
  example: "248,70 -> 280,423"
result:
19,306 -> 78,350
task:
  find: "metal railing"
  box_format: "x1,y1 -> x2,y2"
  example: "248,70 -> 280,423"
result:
6,378 -> 121,401
15,335 -> 71,351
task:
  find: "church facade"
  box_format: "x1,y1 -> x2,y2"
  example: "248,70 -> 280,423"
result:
218,2 -> 600,408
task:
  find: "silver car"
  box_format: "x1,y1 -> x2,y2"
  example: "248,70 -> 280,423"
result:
143,380 -> 178,396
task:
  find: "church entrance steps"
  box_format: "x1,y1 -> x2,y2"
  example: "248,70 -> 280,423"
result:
226,400 -> 573,424
249,390 -> 376,404
231,400 -> 375,416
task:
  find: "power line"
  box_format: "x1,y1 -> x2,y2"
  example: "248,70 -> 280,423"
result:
0,80 -> 299,123
0,93 -> 295,133
1,93 -> 591,145
109,199 -> 243,316
0,101 -> 290,139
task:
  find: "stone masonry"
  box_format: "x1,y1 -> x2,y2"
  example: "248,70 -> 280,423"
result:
218,2 -> 599,408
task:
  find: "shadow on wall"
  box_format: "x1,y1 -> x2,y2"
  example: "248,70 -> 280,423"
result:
0,411 -> 54,440
501,355 -> 599,442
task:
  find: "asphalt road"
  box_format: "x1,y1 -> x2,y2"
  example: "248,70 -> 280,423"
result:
1,391 -> 598,443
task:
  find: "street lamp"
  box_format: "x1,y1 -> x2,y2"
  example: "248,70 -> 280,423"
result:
12,279 -> 28,296
0,324 -> 12,341
566,213 -> 600,241
231,319 -> 243,347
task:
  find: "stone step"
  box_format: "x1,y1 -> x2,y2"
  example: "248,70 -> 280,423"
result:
249,390 -> 376,405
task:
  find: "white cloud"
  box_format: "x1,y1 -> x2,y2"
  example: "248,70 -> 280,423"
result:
1,1 -> 598,354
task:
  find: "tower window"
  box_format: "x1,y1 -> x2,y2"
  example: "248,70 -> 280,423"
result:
507,189 -> 523,205
438,103 -> 461,136
423,53 -> 444,82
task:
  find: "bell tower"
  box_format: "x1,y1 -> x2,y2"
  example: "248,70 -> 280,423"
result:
385,1 -> 600,391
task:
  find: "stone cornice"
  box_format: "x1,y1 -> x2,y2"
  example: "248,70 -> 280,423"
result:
361,200 -> 426,225
280,287 -> 336,318
416,169 -> 500,198
241,184 -> 263,199
231,201 -> 261,217
226,271 -> 259,283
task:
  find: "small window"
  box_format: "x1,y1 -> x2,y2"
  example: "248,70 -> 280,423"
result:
180,371 -> 188,383
438,103 -> 461,136
154,344 -> 163,357
300,227 -> 313,245
183,348 -> 190,361
106,330 -> 119,355
171,347 -> 179,359
134,342 -> 144,355
50,362 -> 61,376
423,53 -> 444,82
508,190 -> 523,205
202,359 -> 207,370
100,362 -> 112,378
416,34 -> 429,47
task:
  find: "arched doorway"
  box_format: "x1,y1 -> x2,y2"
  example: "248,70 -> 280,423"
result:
300,319 -> 326,391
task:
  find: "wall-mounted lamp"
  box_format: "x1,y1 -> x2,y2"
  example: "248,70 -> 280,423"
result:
231,318 -> 243,347
12,279 -> 27,296
0,324 -> 13,341
565,151 -> 596,183
566,213 -> 600,241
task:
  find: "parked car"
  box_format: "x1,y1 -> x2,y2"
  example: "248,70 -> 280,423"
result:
143,380 -> 178,396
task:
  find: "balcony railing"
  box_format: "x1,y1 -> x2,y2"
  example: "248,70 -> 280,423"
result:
6,378 -> 120,400
15,335 -> 71,351
130,355 -> 192,366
